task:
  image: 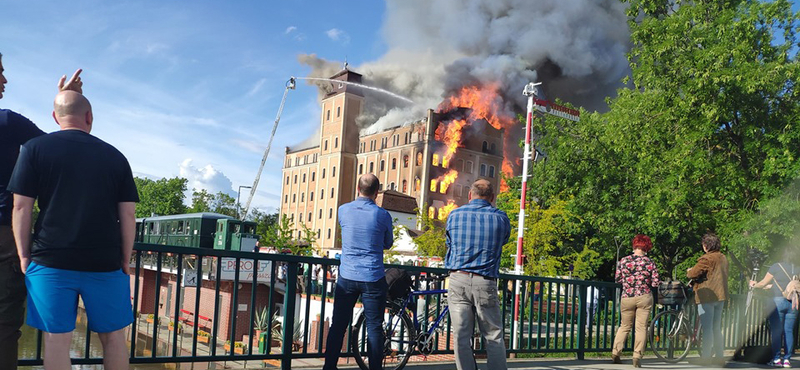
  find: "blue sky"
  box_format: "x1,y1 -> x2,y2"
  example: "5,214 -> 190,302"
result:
1,0 -> 386,213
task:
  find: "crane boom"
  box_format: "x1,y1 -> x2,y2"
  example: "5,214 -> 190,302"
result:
241,77 -> 296,219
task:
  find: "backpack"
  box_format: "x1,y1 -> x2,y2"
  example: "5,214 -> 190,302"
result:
385,268 -> 413,301
776,264 -> 800,310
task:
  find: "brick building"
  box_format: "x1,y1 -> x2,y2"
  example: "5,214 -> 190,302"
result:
280,68 -> 505,255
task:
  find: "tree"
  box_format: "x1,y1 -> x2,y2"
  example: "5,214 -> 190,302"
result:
412,204 -> 447,259
134,177 -> 188,218
189,189 -> 238,217
249,208 -> 279,242
529,0 -> 800,279
259,214 -> 316,256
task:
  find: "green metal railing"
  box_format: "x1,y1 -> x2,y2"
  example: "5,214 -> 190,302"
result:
17,243 -> 789,368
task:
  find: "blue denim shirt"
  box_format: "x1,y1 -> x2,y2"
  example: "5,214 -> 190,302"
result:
444,199 -> 511,278
338,197 -> 393,282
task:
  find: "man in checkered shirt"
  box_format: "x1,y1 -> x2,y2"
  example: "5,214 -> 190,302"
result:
445,178 -> 511,370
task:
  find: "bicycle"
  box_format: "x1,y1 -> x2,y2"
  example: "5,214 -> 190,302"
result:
351,274 -> 450,370
647,280 -> 701,362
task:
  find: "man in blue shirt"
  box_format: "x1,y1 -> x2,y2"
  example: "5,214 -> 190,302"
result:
323,174 -> 393,370
0,52 -> 82,370
445,179 -> 511,370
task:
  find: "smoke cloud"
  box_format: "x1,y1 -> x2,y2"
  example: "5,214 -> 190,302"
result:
297,0 -> 630,139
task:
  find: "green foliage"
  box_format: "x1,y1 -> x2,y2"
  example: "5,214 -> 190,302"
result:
134,177 -> 188,218
530,0 -> 800,279
412,204 -> 447,258
260,214 -> 316,255
249,208 -> 279,242
189,189 -> 237,217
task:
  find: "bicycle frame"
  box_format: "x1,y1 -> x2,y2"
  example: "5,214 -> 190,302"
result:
396,289 -> 449,336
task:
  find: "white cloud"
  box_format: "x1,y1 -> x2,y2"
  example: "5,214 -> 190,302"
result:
179,158 -> 235,197
325,28 -> 350,44
246,78 -> 267,97
284,26 -> 297,34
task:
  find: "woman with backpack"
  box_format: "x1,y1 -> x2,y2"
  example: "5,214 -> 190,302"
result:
750,249 -> 799,368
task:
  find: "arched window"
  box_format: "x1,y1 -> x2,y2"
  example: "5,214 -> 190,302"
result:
319,209 -> 322,219
392,158 -> 397,170
322,168 -> 326,178
416,152 -> 423,166
285,176 -> 289,185
334,137 -> 339,148
311,172 -> 315,181
302,173 -> 306,183
329,208 -> 333,219
480,163 -> 487,176
369,162 -> 374,173
294,175 -> 297,184
403,155 -> 409,168
324,140 -> 328,151
292,194 -> 296,203
402,180 -> 408,193
390,182 -> 396,190
482,141 -> 488,152
337,106 -> 341,117
310,192 -> 314,201
332,166 -> 336,177
327,229 -> 331,239
380,160 -> 385,172
489,165 -> 496,178
301,193 -> 305,202
321,189 -> 325,199
284,195 -> 288,203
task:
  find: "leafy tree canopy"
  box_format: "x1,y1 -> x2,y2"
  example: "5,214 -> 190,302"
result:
134,177 -> 188,218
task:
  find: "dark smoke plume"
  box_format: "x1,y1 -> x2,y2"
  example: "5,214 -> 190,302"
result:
297,0 -> 630,138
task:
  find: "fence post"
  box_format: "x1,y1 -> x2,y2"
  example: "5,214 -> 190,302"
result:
282,262 -> 298,370
576,284 -> 587,360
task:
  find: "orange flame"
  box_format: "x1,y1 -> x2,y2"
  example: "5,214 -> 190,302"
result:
437,200 -> 458,221
436,84 -> 518,191
438,169 -> 458,194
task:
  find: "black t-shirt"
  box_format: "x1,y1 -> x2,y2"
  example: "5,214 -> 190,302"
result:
0,109 -> 45,226
8,129 -> 139,271
769,262 -> 798,298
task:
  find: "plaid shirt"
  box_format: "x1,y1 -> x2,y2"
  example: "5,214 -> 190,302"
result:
444,199 -> 511,278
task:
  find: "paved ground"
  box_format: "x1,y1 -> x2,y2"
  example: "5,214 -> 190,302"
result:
396,358 -> 783,370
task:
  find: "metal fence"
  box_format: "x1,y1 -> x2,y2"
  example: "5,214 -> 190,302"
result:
17,243 -> 790,369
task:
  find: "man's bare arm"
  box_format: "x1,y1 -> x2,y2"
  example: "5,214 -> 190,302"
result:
118,202 -> 136,274
12,194 -> 35,273
58,69 -> 83,93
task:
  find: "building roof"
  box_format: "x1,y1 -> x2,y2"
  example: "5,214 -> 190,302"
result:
136,212 -> 235,222
376,190 -> 418,214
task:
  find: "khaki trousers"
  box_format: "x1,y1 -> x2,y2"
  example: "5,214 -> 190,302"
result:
612,294 -> 653,359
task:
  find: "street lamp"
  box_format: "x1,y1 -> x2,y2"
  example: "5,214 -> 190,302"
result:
237,185 -> 252,219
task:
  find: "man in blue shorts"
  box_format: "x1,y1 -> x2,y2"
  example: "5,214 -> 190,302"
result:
0,52 -> 82,370
9,89 -> 138,370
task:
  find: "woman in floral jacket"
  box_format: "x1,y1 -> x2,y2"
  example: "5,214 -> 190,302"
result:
611,234 -> 660,368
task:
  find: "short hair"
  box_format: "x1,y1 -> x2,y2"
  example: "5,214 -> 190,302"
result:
702,232 -> 721,252
632,234 -> 653,252
358,174 -> 380,197
470,179 -> 494,198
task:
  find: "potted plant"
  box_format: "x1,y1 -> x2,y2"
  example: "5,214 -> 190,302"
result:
233,341 -> 247,354
197,330 -> 210,344
146,314 -> 155,324
168,320 -> 183,333
253,306 -> 269,338
224,340 -> 232,352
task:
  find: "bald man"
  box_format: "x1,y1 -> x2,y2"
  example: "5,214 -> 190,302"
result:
445,179 -> 511,370
324,174 -> 393,370
0,52 -> 82,370
8,90 -> 138,370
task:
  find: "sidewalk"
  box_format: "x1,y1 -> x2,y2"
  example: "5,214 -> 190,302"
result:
397,357 -> 779,370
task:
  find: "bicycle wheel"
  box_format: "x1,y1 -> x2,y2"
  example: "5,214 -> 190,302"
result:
648,310 -> 691,363
352,310 -> 416,370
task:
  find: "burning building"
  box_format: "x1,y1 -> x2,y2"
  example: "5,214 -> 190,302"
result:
279,68 -> 518,254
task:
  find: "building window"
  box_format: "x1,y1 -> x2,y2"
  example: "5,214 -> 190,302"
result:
322,168 -> 326,178
321,189 -> 324,199
403,155 -> 409,168
456,185 -> 462,197
317,229 -> 321,238
402,180 -> 408,193
416,152 -> 423,166
299,213 -> 303,223
482,141 -> 488,152
415,177 -> 420,191
380,160 -> 385,172
301,193 -> 305,202
285,176 -> 289,185
458,159 -> 465,172
310,192 -> 314,201
324,140 -> 328,151
480,163 -> 487,176
428,206 -> 435,219
319,209 -> 323,219
284,195 -> 288,203
466,160 -> 474,173
292,194 -> 296,203
359,164 -> 363,175
432,154 -> 439,166
330,188 -> 333,198
390,182 -> 396,190
489,165 -> 496,178
326,110 -> 331,121
391,158 -> 397,170
332,166 -> 336,177
302,173 -> 306,183
334,137 -> 339,148
290,214 -> 294,221
327,229 -> 331,239
308,212 -> 311,222
337,106 -> 341,117
294,175 -> 298,184
311,172 -> 315,181
430,179 -> 437,192
286,158 -> 291,167
369,162 -> 374,173
295,157 -> 299,166
329,208 -> 333,219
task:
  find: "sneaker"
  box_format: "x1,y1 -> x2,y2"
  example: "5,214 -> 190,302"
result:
783,359 -> 791,368
770,359 -> 783,367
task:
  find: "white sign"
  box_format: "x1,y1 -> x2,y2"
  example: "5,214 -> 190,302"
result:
220,258 -> 272,283
238,304 -> 248,312
183,269 -> 198,287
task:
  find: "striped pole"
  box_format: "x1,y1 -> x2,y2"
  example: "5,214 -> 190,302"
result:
514,82 -> 539,345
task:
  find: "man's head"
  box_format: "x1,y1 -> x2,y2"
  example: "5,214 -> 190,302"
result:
468,179 -> 495,203
358,174 -> 380,199
52,90 -> 93,133
0,52 -> 6,99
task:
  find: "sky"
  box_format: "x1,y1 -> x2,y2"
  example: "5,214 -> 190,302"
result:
0,0 -> 387,213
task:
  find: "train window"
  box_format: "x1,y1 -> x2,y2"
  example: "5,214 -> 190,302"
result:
218,223 -> 223,232
177,221 -> 184,233
234,224 -> 241,233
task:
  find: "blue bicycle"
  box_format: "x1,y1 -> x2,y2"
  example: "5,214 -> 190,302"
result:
352,276 -> 449,370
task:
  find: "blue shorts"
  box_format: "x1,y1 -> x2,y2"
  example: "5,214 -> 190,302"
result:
25,261 -> 133,333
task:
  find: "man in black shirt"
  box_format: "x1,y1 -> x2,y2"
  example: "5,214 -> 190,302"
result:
9,89 -> 138,370
0,52 -> 82,370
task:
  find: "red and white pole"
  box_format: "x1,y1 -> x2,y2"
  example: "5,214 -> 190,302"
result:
513,82 -> 540,345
